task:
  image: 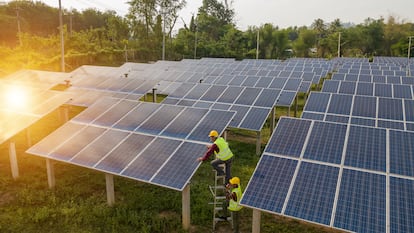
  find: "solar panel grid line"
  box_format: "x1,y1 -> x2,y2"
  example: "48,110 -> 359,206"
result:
329,117 -> 352,227
145,140 -> 184,183
117,135 -> 161,174
280,120 -> 315,214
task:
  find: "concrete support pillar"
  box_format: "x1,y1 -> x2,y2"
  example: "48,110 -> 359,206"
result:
46,159 -> 55,188
105,173 -> 115,206
182,184 -> 191,230
9,141 -> 19,179
252,209 -> 261,233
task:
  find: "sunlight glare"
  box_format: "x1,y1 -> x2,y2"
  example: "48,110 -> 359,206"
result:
4,87 -> 28,109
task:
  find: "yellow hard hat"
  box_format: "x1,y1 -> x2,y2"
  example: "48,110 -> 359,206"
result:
229,177 -> 240,185
209,130 -> 219,137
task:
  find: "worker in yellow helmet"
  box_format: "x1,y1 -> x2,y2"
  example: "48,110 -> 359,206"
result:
197,130 -> 234,183
226,176 -> 243,233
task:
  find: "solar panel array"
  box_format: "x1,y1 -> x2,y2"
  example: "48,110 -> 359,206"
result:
26,97 -> 235,191
241,117 -> 414,233
0,82 -> 73,144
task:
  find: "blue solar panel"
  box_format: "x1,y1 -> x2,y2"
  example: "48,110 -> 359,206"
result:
217,86 -> 243,103
389,130 -> 414,177
356,82 -> 374,96
239,107 -> 271,131
378,98 -> 403,121
284,79 -> 301,91
228,105 -> 250,128
389,177 -> 414,233
255,77 -> 273,88
375,83 -> 393,97
334,169 -> 386,233
393,84 -> 412,99
352,96 -> 377,118
350,117 -> 376,127
93,100 -> 139,127
183,84 -> 211,100
321,80 -> 339,93
303,92 -> 330,113
338,81 -> 356,95
265,117 -> 311,157
52,126 -> 107,161
136,105 -> 184,135
242,76 -> 259,86
269,78 -> 287,89
345,126 -> 386,172
121,137 -> 182,181
324,114 -> 349,123
276,91 -> 296,106
161,108 -> 208,139
304,121 -> 347,164
168,83 -> 195,98
151,142 -> 205,190
300,112 -> 324,121
113,102 -> 159,131
161,97 -> 180,105
254,89 -> 280,108
405,99 -> 414,122
327,94 -> 353,115
235,87 -> 261,106
95,133 -> 154,173
72,97 -> 120,124
71,129 -> 129,167
26,122 -> 85,156
240,155 -> 297,213
199,85 -> 227,102
177,99 -> 196,107
285,162 -> 339,225
377,120 -> 405,130
187,110 -> 235,142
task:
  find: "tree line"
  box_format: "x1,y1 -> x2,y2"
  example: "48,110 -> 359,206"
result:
0,0 -> 413,74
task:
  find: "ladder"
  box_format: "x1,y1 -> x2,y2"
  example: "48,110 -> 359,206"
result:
209,164 -> 233,231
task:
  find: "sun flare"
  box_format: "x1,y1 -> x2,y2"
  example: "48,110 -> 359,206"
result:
4,87 -> 28,109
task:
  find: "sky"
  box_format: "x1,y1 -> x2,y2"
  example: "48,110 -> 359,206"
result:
24,0 -> 414,31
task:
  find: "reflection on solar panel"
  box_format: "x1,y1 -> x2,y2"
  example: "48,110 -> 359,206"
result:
241,117 -> 414,233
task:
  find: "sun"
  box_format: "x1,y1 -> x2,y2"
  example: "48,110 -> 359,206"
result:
4,86 -> 28,110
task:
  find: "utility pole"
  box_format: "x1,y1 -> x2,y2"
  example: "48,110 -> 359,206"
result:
162,8 -> 166,60
256,28 -> 259,59
59,0 -> 65,72
194,15 -> 198,59
409,36 -> 413,76
337,32 -> 341,58
16,6 -> 22,46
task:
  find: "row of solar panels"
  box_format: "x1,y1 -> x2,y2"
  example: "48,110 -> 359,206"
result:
331,72 -> 414,84
322,80 -> 414,98
241,117 -> 414,233
302,92 -> 414,131
26,98 -> 236,191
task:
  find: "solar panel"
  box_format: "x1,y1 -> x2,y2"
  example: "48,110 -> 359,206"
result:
284,162 -> 339,225
378,98 -> 403,121
136,105 -> 184,135
334,169 -> 386,233
234,87 -> 261,106
327,94 -> 353,115
113,102 -> 159,131
121,137 -> 182,181
241,117 -> 414,232
93,100 -> 139,127
389,177 -> 414,233
253,88 -> 280,108
304,121 -> 347,164
276,91 -> 296,107
239,107 -> 271,131
216,86 -> 243,103
160,107 -> 208,139
375,83 -> 393,97
151,142 -> 205,190
241,154 -> 298,213
303,92 -> 330,112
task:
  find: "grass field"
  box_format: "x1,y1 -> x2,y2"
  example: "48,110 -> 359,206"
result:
0,89 -> 346,233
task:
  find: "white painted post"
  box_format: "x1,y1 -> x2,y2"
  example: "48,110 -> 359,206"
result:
26,128 -> 32,147
9,141 -> 19,179
252,209 -> 261,233
182,184 -> 191,230
105,173 -> 115,206
46,159 -> 55,188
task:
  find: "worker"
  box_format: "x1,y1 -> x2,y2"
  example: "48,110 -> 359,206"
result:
226,177 -> 243,233
197,130 -> 234,183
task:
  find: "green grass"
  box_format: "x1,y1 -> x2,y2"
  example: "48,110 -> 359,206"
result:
0,91 -> 345,233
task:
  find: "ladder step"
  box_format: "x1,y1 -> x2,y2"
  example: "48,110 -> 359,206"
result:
215,196 -> 227,200
214,217 -> 232,222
